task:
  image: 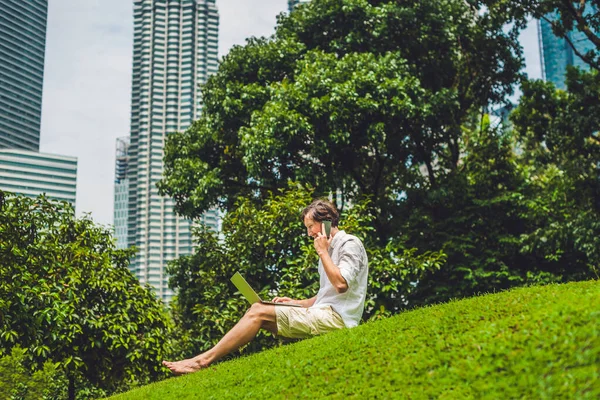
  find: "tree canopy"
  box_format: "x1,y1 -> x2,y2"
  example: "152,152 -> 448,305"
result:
158,0 -> 524,242
160,0 -> 599,309
510,68 -> 600,280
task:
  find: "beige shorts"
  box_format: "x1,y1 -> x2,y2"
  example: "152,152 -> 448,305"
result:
275,305 -> 345,339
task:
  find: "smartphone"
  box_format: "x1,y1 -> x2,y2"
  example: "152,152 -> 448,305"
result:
323,220 -> 332,239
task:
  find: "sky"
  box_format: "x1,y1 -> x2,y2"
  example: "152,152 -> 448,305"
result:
39,0 -> 542,227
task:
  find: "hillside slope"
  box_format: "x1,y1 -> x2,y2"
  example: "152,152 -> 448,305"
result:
110,280 -> 600,399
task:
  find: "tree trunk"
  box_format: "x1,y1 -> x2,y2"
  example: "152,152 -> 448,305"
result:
68,374 -> 75,400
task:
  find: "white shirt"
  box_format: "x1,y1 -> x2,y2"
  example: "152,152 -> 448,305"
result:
312,230 -> 369,328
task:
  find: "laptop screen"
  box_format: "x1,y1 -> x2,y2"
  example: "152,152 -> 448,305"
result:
230,272 -> 262,304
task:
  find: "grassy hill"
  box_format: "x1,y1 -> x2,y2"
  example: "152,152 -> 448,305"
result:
110,280 -> 599,399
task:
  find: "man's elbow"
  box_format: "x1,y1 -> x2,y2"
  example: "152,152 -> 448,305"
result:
335,281 -> 349,294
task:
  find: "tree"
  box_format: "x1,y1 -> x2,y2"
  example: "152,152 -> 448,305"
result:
389,114 -> 533,305
389,87 -> 599,306
0,192 -> 174,399
158,0 -> 524,243
391,0 -> 600,304
168,184 -> 446,358
510,68 -> 600,279
158,0 -> 599,316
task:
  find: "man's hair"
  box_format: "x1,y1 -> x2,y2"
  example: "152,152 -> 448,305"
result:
301,199 -> 340,227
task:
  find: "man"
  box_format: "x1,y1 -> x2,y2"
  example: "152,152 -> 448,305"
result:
163,199 -> 368,374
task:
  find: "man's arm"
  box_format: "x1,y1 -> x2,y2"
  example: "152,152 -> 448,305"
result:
295,296 -> 317,308
272,295 -> 317,308
314,233 -> 348,293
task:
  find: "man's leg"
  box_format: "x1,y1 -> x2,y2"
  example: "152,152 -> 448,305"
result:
162,303 -> 278,375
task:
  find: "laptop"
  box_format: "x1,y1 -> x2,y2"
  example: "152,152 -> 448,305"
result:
230,272 -> 302,307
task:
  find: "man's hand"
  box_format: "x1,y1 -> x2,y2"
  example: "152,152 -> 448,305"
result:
313,228 -> 332,257
272,296 -> 294,303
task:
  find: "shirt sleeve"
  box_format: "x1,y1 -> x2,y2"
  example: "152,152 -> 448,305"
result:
337,240 -> 364,288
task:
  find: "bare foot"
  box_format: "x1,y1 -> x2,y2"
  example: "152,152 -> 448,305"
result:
162,358 -> 209,375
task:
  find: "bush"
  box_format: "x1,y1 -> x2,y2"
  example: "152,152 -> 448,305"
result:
0,347 -> 67,400
0,191 -> 175,398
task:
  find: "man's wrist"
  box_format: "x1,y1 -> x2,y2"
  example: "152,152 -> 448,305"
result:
318,248 -> 331,257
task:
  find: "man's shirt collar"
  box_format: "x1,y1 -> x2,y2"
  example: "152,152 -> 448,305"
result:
330,229 -> 346,250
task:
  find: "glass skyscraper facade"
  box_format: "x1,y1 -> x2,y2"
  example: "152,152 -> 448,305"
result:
114,137 -> 130,250
0,149 -> 77,205
538,4 -> 597,89
0,0 -> 47,151
116,0 -> 220,302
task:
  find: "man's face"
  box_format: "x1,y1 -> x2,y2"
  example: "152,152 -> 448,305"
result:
303,215 -> 322,239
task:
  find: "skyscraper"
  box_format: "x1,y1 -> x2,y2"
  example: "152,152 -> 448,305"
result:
0,0 -> 48,151
117,0 -> 220,302
114,137 -> 130,250
0,149 -> 77,205
538,4 -> 597,89
288,0 -> 311,12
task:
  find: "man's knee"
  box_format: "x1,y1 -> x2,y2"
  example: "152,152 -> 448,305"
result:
246,303 -> 266,319
246,303 -> 276,323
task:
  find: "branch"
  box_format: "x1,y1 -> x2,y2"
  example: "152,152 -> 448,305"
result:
371,134 -> 385,202
561,0 -> 600,49
540,14 -> 600,71
513,1 -> 600,71
414,137 -> 436,187
349,167 -> 368,195
449,129 -> 461,169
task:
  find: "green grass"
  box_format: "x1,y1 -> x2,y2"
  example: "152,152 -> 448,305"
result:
110,280 -> 600,399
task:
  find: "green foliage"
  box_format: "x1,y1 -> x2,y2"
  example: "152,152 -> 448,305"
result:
156,0 -> 599,327
167,184 -> 445,358
510,68 -> 600,279
396,118 -> 537,305
157,0 -> 598,325
0,346 -> 67,400
0,192 -> 174,398
111,280 -> 600,399
158,0 -> 523,243
393,94 -> 597,306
